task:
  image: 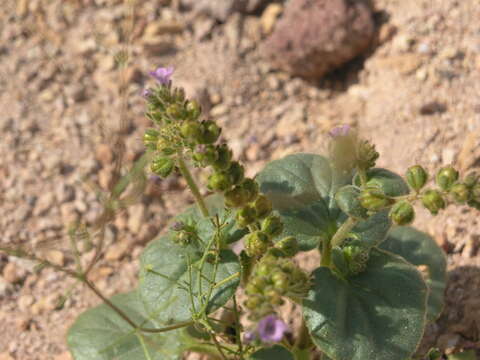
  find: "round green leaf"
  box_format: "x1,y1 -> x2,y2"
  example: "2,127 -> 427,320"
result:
256,154 -> 394,251
139,235 -> 240,324
379,226 -> 447,322
303,248 -> 428,360
67,291 -> 187,360
249,345 -> 294,360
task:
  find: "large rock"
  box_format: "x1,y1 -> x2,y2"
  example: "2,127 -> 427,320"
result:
264,0 -> 375,80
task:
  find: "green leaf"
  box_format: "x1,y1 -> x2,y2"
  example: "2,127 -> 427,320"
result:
379,226 -> 447,322
249,345 -> 294,360
256,154 -> 394,251
67,291 -> 187,360
139,234 -> 239,324
303,248 -> 428,360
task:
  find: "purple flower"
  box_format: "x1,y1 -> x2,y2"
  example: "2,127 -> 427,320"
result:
142,88 -> 153,98
329,124 -> 351,138
257,315 -> 288,343
149,66 -> 174,85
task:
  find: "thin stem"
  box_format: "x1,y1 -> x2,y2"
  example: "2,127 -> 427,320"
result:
330,217 -> 358,248
177,153 -> 210,218
320,237 -> 332,267
358,168 -> 368,187
213,272 -> 240,289
232,295 -> 245,360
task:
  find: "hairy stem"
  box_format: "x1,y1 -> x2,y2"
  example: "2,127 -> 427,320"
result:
177,153 -> 210,218
213,272 -> 240,289
330,217 -> 358,248
320,237 -> 332,267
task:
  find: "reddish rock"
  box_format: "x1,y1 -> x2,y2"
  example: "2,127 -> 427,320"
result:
264,0 -> 375,80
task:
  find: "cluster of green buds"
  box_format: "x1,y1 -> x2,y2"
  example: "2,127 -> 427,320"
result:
244,255 -> 310,320
170,221 -> 199,246
356,163 -> 480,227
332,241 -> 370,276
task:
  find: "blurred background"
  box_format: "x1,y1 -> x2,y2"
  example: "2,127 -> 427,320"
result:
0,0 -> 479,358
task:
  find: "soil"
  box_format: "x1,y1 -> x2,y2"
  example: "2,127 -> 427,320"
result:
0,0 -> 479,359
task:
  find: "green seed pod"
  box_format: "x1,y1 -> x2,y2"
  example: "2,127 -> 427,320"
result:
241,178 -> 259,202
464,171 -> 478,188
225,186 -> 249,208
199,120 -> 221,144
271,272 -> 289,293
436,166 -> 459,191
359,188 -> 394,211
450,183 -> 470,204
253,195 -> 273,219
343,245 -> 369,275
245,231 -> 270,257
207,172 -> 232,191
227,161 -> 245,185
389,201 -> 415,226
236,206 -> 256,228
275,236 -> 299,257
264,288 -> 284,306
192,145 -> 218,166
151,157 -> 174,178
166,103 -> 183,119
213,144 -> 232,170
143,129 -> 159,150
335,185 -> 368,219
261,215 -> 284,237
421,189 -> 446,215
406,165 -> 428,192
186,100 -> 201,120
245,295 -> 262,310
427,348 -> 442,360
180,121 -> 202,140
356,140 -> 379,170
156,137 -> 176,155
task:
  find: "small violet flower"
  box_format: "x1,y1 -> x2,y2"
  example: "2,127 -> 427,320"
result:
142,88 -> 153,98
243,331 -> 256,344
149,66 -> 174,85
257,315 -> 288,343
329,124 -> 351,138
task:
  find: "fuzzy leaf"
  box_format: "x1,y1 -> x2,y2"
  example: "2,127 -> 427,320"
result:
380,226 -> 447,322
139,234 -> 239,324
67,291 -> 187,360
249,345 -> 294,360
303,248 -> 428,360
256,154 -> 396,251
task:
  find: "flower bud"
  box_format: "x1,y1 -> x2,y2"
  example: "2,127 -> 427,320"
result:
343,245 -> 369,275
436,166 -> 459,191
213,144 -> 233,170
199,120 -> 221,144
421,189 -> 445,215
245,231 -> 271,257
228,161 -> 245,185
166,103 -> 183,119
359,188 -> 394,211
357,140 -> 379,170
186,100 -> 201,119
261,215 -> 284,238
450,183 -> 470,204
207,172 -> 232,191
264,289 -> 284,306
236,206 -> 256,228
180,121 -> 202,140
143,129 -> 159,150
151,157 -> 174,178
464,171 -> 478,188
241,178 -> 259,202
192,145 -> 218,166
406,165 -> 428,192
388,201 -> 415,226
253,195 -> 273,219
225,186 -> 249,208
275,236 -> 299,257
245,295 -> 262,310
271,272 -> 289,293
156,138 -> 176,155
